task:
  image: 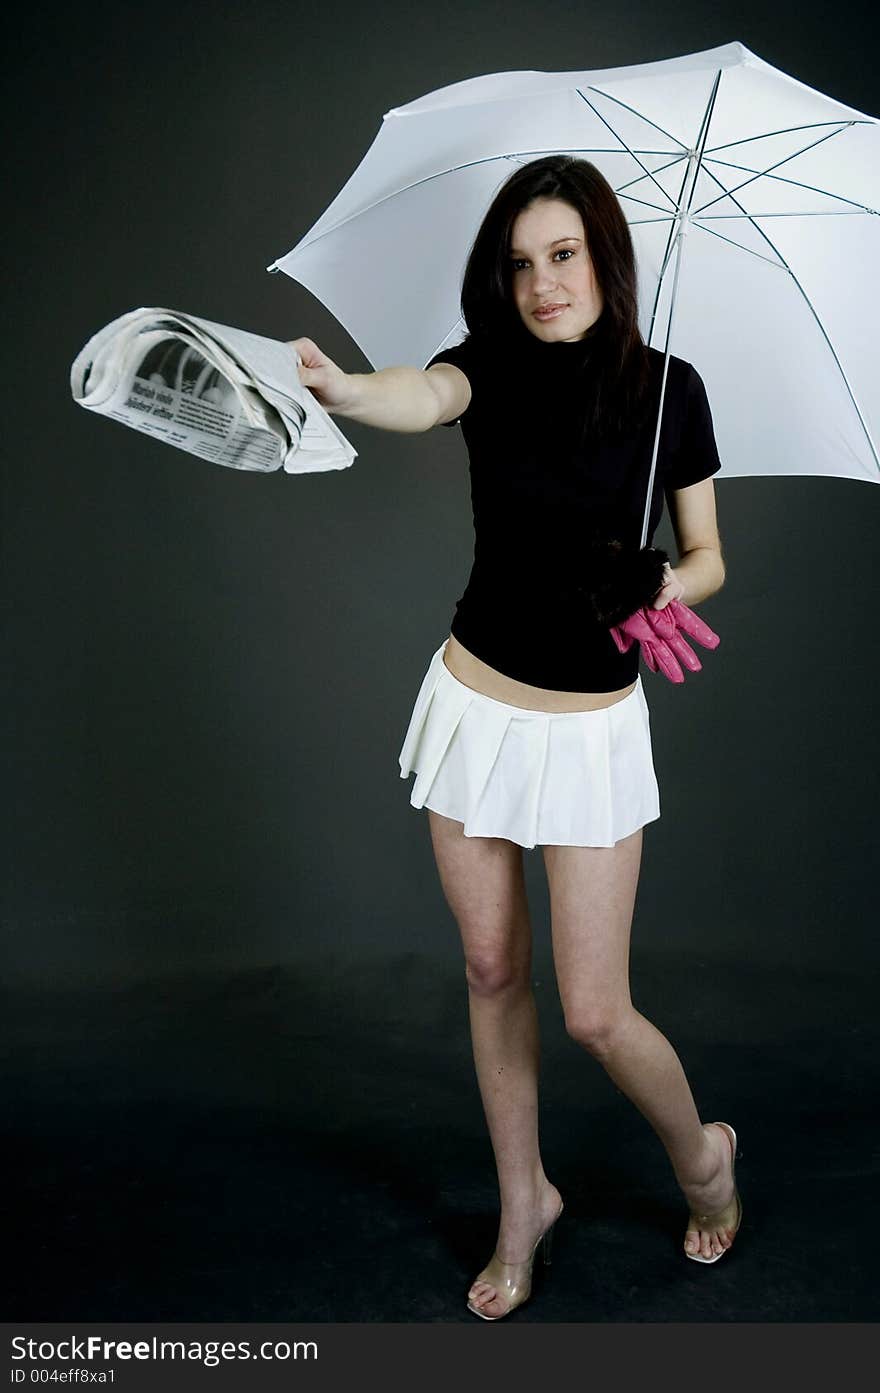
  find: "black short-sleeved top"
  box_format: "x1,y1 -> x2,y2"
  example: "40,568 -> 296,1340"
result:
425,325 -> 722,692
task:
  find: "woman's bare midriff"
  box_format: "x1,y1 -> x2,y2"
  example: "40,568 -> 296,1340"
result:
442,633 -> 636,712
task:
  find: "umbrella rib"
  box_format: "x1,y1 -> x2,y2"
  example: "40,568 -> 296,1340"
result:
693,124 -> 856,218
290,149 -> 687,254
705,118 -> 874,154
575,89 -> 681,211
617,190 -> 686,216
689,218 -> 790,269
696,164 -> 880,477
501,146 -> 683,157
702,156 -> 877,216
581,84 -> 689,154
700,209 -> 874,219
504,149 -> 687,212
615,152 -> 689,196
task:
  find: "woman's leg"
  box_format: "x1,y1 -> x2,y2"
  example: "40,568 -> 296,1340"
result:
427,809 -> 563,1317
542,829 -> 739,1261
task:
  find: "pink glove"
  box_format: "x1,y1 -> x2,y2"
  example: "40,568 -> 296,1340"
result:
610,599 -> 720,684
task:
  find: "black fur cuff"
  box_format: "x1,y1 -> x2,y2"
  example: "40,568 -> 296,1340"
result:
576,539 -> 670,627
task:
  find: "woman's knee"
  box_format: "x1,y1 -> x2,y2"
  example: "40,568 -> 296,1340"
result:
564,1001 -> 635,1054
464,946 -> 530,998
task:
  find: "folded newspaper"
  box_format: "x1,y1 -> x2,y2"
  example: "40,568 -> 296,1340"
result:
70,307 -> 356,474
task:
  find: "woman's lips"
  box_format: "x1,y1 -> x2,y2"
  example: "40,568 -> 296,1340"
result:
534,304 -> 567,320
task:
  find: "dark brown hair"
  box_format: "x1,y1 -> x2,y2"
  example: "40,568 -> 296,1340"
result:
458,155 -> 654,442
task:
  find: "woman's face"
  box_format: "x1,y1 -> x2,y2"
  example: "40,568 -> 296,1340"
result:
508,197 -> 603,342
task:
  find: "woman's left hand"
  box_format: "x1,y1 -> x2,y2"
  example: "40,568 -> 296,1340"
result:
650,561 -> 686,610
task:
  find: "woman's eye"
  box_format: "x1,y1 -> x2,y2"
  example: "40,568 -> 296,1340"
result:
511,249 -> 574,271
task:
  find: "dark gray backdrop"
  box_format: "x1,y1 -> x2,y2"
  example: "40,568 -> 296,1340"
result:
4,0 -> 878,992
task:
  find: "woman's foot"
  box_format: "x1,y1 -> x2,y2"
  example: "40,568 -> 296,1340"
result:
680,1121 -> 741,1262
467,1180 -> 564,1320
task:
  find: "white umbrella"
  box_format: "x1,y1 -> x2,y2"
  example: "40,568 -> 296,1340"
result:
268,40 -> 879,548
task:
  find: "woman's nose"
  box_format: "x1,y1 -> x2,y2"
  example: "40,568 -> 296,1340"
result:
531,266 -> 560,293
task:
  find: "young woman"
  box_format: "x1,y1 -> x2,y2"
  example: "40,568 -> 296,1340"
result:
288,155 -> 740,1321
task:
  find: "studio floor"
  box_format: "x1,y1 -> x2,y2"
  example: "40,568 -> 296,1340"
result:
5,951 -> 874,1322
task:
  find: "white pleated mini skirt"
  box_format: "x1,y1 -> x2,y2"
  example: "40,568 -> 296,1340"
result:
398,640 -> 661,849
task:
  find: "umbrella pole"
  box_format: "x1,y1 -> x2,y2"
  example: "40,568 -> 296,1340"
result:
639,206 -> 691,551
638,88 -> 722,550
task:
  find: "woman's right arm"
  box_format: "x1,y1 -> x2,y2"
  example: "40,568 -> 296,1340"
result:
286,338 -> 470,433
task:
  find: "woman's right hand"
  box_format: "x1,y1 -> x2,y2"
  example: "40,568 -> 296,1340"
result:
286,337 -> 353,412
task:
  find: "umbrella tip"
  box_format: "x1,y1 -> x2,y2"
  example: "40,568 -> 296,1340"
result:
703,38 -> 755,66
730,38 -> 757,61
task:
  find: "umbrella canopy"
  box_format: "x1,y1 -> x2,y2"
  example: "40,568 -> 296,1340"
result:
268,40 -> 879,495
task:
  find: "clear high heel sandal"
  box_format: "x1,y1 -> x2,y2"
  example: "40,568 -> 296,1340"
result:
684,1121 -> 743,1264
467,1201 -> 564,1320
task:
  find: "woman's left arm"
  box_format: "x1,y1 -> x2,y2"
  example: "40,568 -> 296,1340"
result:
652,477 -> 725,610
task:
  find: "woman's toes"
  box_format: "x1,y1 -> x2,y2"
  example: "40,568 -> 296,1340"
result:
470,1281 -> 497,1309
470,1283 -> 506,1316
686,1226 -> 722,1258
